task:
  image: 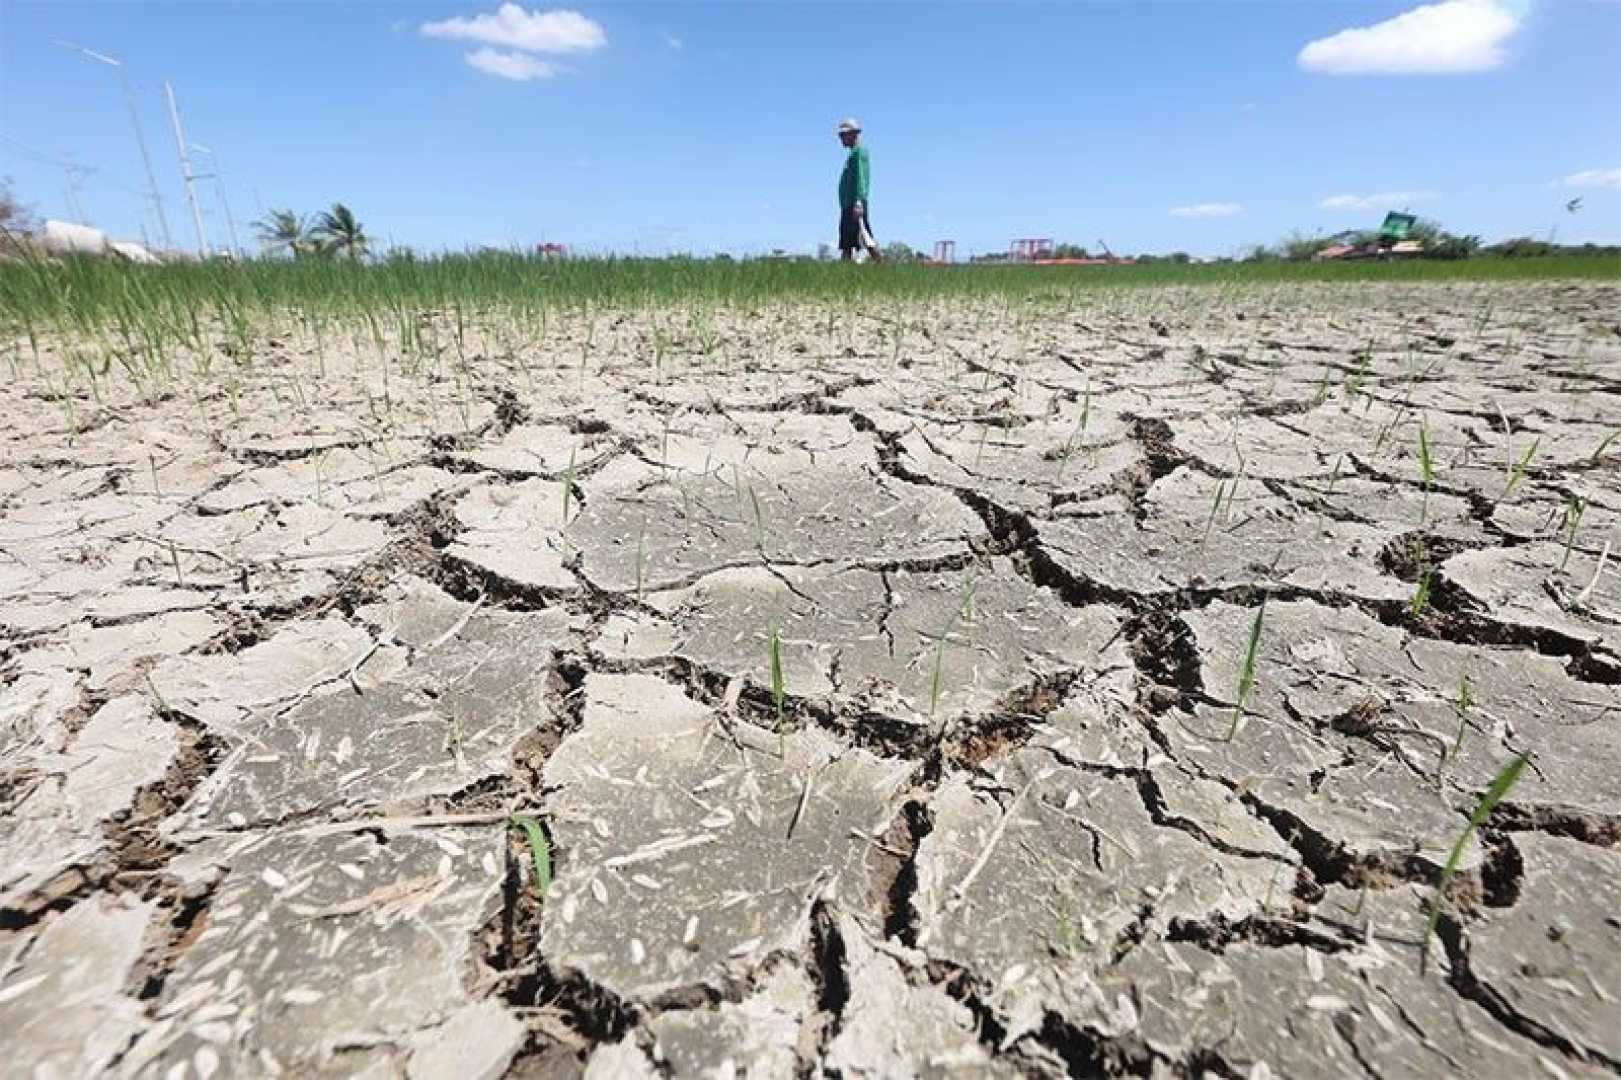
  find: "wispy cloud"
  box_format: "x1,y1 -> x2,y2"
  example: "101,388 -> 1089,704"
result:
1169,203 -> 1244,218
422,5 -> 605,53
1298,0 -> 1522,75
464,46 -> 560,80
1319,191 -> 1439,211
1559,168 -> 1621,190
663,32 -> 683,50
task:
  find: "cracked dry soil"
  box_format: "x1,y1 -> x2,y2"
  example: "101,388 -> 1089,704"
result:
2,279 -> 1619,1079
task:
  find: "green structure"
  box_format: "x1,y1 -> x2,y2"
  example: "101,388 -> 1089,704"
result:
1379,212 -> 1417,242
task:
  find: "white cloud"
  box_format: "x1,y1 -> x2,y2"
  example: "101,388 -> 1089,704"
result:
1169,203 -> 1244,218
1319,191 -> 1439,211
464,47 -> 560,80
1298,0 -> 1521,75
1561,168 -> 1621,190
422,5 -> 605,53
664,32 -> 683,50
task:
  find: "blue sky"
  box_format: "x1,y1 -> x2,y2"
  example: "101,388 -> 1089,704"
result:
2,1 -> 1618,258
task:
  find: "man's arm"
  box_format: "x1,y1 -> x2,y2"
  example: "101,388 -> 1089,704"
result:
855,148 -> 871,212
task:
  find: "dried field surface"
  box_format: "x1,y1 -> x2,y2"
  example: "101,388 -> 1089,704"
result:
2,279 -> 1619,1078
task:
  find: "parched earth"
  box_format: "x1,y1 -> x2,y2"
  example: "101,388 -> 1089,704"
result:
2,280 -> 1619,1078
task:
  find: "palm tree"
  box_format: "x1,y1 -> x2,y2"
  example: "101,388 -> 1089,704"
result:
310,203 -> 369,261
253,208 -> 311,258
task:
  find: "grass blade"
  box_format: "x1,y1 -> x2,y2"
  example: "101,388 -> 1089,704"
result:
769,621 -> 786,756
1422,753 -> 1529,968
1559,495 -> 1585,573
1224,594 -> 1268,742
561,445 -> 577,523
1408,567 -> 1432,616
1417,416 -> 1434,524
509,813 -> 552,899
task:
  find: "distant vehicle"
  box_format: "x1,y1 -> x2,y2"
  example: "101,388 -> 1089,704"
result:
1315,212 -> 1425,261
537,242 -> 568,257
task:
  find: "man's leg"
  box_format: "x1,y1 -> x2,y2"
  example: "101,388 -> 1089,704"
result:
858,207 -> 880,262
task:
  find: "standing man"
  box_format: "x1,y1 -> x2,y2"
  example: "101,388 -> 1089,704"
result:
837,118 -> 882,262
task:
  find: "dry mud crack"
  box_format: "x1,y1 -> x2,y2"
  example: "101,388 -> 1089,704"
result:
2,280 -> 1619,1078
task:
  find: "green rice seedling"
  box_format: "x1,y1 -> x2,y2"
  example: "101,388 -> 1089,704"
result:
1409,567 -> 1433,617
1224,595 -> 1268,742
1314,454 -> 1346,537
929,630 -> 949,726
1448,672 -> 1473,763
769,621 -> 786,756
960,571 -> 978,624
1559,495 -> 1586,573
1343,350 -> 1371,407
561,446 -> 577,523
749,485 -> 766,554
652,321 -> 668,382
1201,479 -> 1227,549
1494,403 -> 1514,481
509,813 -> 553,899
1054,901 -> 1080,956
1422,753 -> 1529,968
1310,364 -> 1333,407
1498,436 -> 1539,504
1417,416 -> 1434,524
1224,456 -> 1246,524
1593,429 -> 1620,463
1055,383 -> 1092,483
1371,407 -> 1405,457
974,422 -> 991,471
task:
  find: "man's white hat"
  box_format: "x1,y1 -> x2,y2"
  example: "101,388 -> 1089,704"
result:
837,117 -> 861,134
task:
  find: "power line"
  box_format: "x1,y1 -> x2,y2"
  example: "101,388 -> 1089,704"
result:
53,40 -> 173,248
0,134 -> 150,198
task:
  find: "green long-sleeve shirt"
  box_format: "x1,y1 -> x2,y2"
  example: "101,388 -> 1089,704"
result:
839,145 -> 870,210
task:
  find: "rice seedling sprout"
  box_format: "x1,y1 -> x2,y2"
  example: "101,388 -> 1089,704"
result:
509,813 -> 553,899
1224,595 -> 1268,742
1422,753 -> 1529,969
